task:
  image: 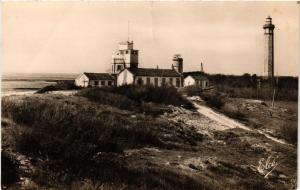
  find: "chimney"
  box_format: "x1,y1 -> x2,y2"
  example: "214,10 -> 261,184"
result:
201,62 -> 204,72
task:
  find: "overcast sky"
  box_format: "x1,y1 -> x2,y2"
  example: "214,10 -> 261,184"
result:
2,2 -> 299,76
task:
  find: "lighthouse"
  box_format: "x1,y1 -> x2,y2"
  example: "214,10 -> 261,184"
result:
263,16 -> 275,79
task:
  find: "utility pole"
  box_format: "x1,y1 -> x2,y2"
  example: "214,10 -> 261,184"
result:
271,74 -> 279,108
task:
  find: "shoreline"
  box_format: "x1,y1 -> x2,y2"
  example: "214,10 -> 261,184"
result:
1,89 -> 78,97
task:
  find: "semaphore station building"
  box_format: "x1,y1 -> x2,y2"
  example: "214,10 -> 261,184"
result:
75,40 -> 209,89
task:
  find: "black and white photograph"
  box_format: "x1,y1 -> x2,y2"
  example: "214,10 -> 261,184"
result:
1,1 -> 299,189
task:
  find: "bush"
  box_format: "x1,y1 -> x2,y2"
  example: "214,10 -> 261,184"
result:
90,85 -> 194,109
2,95 -> 202,182
77,88 -> 165,116
77,86 -> 195,114
221,104 -> 247,121
280,125 -> 297,144
2,151 -> 19,186
200,92 -> 225,109
208,74 -> 298,101
36,80 -> 81,94
77,88 -> 138,111
181,86 -> 202,97
16,132 -> 41,155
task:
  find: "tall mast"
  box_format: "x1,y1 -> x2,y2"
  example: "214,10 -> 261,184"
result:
128,21 -> 130,42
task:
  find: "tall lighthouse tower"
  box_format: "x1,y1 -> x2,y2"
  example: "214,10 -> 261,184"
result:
263,16 -> 275,79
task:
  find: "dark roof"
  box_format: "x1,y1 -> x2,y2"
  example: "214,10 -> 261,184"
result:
190,75 -> 208,81
83,72 -> 114,80
183,71 -> 205,77
183,71 -> 208,80
128,68 -> 182,77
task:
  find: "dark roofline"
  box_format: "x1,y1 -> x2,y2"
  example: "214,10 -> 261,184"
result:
83,72 -> 114,80
127,67 -> 182,77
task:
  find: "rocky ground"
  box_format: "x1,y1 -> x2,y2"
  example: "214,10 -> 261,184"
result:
160,98 -> 297,189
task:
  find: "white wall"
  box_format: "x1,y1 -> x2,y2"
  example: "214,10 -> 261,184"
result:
134,76 -> 182,87
184,76 -> 196,86
75,74 -> 89,87
119,43 -> 133,50
117,69 -> 134,86
184,75 -> 209,88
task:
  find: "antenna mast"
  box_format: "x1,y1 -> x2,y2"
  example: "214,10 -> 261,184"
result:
128,21 -> 130,42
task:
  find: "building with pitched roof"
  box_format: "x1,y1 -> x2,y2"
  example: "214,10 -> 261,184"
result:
183,71 -> 209,89
75,72 -> 114,87
75,39 -> 210,89
117,67 -> 183,87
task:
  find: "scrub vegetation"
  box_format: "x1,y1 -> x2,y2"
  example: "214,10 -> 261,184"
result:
2,84 -> 297,189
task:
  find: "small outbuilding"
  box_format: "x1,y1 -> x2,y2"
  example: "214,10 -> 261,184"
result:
75,72 -> 115,87
183,71 -> 209,89
117,68 -> 183,87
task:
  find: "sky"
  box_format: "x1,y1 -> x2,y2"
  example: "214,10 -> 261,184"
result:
2,2 -> 299,76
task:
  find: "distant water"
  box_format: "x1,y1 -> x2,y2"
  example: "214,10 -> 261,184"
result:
2,73 -> 77,96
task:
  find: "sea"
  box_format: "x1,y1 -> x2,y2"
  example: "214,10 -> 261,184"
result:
1,73 -> 78,96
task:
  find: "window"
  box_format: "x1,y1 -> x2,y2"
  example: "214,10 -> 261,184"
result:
176,78 -> 180,87
101,81 -> 105,86
117,65 -> 122,71
169,78 -> 173,86
154,78 -> 158,87
162,78 -> 166,86
126,50 -> 129,54
203,81 -> 208,88
146,77 -> 150,85
108,81 -> 112,86
94,81 -> 99,86
137,78 -> 143,85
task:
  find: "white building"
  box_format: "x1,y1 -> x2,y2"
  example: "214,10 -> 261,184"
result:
183,72 -> 209,89
117,68 -> 183,87
75,72 -> 115,87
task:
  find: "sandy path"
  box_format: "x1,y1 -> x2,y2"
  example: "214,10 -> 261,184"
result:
191,99 -> 290,146
193,103 -> 251,131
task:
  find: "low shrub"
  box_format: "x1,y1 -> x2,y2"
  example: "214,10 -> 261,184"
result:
2,151 -> 19,186
2,95 -> 202,184
280,125 -> 297,144
77,88 -> 138,111
181,86 -> 202,97
16,132 -> 41,155
36,80 -> 81,94
200,92 -> 225,109
209,74 -> 298,101
90,85 -> 194,109
221,104 -> 247,121
77,88 -> 165,116
69,180 -> 128,190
